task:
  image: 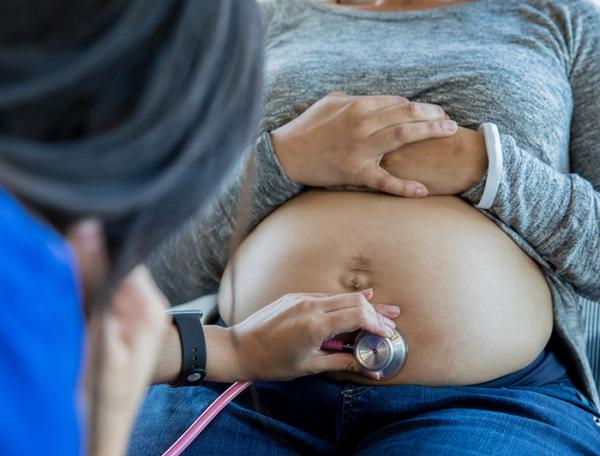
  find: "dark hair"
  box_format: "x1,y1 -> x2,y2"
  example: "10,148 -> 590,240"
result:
0,0 -> 264,280
0,1 -> 264,452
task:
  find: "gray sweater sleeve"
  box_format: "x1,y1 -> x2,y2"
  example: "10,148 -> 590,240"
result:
462,0 -> 600,300
147,132 -> 302,305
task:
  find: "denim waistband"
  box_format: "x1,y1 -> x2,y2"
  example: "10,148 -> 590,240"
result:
472,342 -> 569,388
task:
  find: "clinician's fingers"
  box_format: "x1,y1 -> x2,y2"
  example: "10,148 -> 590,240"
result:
373,303 -> 401,319
294,290 -> 371,299
319,290 -> 376,313
308,352 -> 361,374
321,306 -> 396,339
308,353 -> 383,380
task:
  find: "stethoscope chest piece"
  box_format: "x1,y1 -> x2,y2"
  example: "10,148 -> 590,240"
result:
354,329 -> 408,379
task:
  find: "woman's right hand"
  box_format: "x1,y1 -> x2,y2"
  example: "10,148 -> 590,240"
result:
270,92 -> 458,197
227,289 -> 400,381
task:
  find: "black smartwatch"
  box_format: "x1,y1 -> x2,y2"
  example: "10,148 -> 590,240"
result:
168,308 -> 207,387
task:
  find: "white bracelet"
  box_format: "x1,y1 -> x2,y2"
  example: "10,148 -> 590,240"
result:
475,123 -> 503,210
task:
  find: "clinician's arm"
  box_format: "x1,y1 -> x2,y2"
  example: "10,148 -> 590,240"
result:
153,289 -> 400,384
70,223 -> 398,455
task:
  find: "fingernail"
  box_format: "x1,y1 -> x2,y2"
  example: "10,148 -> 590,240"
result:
383,305 -> 400,316
360,288 -> 374,299
443,120 -> 458,132
415,187 -> 427,197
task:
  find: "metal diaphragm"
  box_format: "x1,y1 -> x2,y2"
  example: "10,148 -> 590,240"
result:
354,330 -> 408,379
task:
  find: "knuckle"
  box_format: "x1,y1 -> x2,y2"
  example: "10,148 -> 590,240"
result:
405,102 -> 421,117
427,122 -> 441,135
282,293 -> 296,303
430,121 -> 444,134
359,308 -> 371,327
348,161 -> 367,185
355,118 -> 373,136
297,298 -> 314,312
347,99 -> 362,115
393,125 -> 408,144
349,293 -> 363,306
376,174 -> 392,193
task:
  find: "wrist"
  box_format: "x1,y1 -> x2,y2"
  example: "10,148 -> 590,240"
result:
269,129 -> 303,185
204,326 -> 250,382
152,323 -> 181,384
458,127 -> 488,191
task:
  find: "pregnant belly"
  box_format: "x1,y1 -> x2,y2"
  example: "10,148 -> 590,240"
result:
218,191 -> 553,386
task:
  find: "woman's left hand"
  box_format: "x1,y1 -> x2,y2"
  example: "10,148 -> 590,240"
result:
380,126 -> 489,195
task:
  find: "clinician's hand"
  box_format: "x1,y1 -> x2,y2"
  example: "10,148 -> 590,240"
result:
68,220 -> 169,456
270,93 -> 458,197
200,289 -> 401,382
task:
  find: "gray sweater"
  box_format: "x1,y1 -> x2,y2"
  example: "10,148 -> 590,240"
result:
149,0 -> 600,407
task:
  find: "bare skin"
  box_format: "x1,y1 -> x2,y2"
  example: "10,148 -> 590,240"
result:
69,221 -> 398,456
217,0 -> 554,386
219,191 -> 553,386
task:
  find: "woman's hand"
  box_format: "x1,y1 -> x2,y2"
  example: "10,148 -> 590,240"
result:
271,93 -> 459,197
215,289 -> 400,381
380,126 -> 488,195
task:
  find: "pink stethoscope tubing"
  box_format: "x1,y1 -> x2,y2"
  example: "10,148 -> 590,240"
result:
162,381 -> 252,456
161,339 -> 350,456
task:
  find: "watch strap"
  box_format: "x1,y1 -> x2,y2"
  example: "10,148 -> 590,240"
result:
169,309 -> 207,387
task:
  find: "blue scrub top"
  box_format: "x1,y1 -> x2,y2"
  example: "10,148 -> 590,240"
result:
0,189 -> 84,454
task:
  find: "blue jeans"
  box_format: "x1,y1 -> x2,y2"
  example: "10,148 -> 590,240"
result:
129,375 -> 600,455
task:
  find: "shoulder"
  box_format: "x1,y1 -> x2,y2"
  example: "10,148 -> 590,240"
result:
525,0 -> 600,25
257,0 -> 313,35
0,189 -> 83,453
0,189 -> 80,321
520,0 -> 600,24
521,0 -> 600,65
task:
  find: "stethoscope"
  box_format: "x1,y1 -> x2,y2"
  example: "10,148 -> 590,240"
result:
162,330 -> 408,456
321,329 -> 408,379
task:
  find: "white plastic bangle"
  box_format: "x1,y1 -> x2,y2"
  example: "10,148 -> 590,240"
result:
475,122 -> 503,210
